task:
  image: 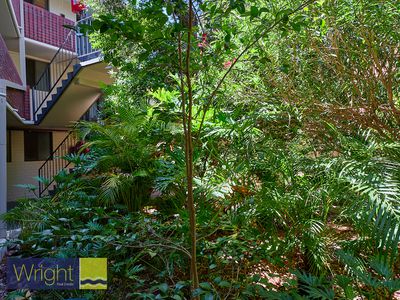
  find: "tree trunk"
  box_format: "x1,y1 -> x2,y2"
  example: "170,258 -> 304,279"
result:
179,0 -> 199,293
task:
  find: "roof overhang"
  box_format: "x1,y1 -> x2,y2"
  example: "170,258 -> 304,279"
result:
0,0 -> 20,41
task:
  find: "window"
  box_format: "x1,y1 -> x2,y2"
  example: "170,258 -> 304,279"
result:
7,131 -> 11,163
24,0 -> 49,10
26,59 -> 50,91
24,131 -> 52,161
81,98 -> 102,122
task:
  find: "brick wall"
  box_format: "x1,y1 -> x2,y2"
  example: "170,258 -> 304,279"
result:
24,86 -> 31,119
24,1 -> 75,51
6,87 -> 30,120
0,34 -> 22,85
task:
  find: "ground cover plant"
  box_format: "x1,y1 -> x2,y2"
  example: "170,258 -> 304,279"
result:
2,0 -> 400,299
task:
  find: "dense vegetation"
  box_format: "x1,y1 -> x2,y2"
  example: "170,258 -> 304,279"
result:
3,0 -> 400,299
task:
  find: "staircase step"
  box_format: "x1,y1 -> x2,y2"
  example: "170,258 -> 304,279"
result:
73,64 -> 81,72
35,64 -> 83,124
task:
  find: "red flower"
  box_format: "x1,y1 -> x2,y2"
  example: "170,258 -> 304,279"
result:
198,33 -> 208,53
223,61 -> 232,69
223,58 -> 237,69
69,140 -> 90,154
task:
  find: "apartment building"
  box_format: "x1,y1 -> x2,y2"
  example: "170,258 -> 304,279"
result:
0,0 -> 112,236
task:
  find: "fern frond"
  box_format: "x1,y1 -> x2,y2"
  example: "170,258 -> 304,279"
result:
336,140 -> 400,255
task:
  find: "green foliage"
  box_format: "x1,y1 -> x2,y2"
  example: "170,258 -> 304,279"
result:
3,0 -> 400,298
4,194 -> 190,299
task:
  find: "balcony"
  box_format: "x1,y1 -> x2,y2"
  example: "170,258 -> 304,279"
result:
24,1 -> 75,51
0,33 -> 22,85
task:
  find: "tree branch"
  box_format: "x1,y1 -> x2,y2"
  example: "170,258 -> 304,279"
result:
197,0 -> 316,135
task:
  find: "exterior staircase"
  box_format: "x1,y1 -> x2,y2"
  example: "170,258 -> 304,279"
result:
34,15 -> 102,196
38,100 -> 101,197
34,63 -> 82,123
38,131 -> 76,196
32,16 -> 100,123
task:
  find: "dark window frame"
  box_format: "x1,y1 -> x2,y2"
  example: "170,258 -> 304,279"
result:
24,131 -> 53,162
26,58 -> 51,91
24,0 -> 49,10
7,130 -> 11,163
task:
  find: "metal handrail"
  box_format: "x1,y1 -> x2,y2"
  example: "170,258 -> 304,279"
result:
32,30 -> 75,89
32,14 -> 101,121
38,98 -> 102,196
38,131 -> 76,196
38,130 -> 74,172
32,30 -> 78,120
35,13 -> 102,196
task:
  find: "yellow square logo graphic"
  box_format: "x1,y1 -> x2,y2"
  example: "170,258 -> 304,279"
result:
79,258 -> 107,290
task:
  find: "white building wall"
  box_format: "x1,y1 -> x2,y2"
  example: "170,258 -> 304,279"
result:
49,0 -> 76,21
8,51 -> 21,78
7,130 -> 69,203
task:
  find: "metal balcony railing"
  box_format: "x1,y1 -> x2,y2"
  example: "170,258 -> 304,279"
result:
76,16 -> 101,62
